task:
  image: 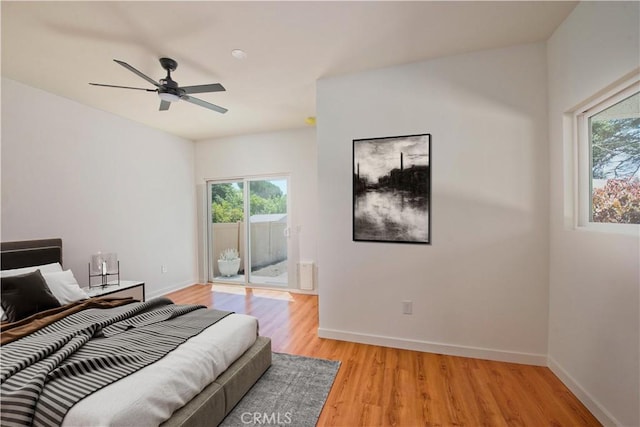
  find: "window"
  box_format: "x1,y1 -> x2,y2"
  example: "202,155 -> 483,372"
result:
577,78 -> 640,226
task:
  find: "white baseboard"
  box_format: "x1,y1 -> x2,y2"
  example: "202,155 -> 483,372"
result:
206,281 -> 318,295
317,328 -> 547,366
146,279 -> 199,300
547,356 -> 619,427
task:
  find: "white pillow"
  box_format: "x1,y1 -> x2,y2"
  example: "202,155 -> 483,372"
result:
0,262 -> 63,278
41,270 -> 88,305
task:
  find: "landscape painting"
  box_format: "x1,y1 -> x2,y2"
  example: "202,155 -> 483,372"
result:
353,134 -> 431,244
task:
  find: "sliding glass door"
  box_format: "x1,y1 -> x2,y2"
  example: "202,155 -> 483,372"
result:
209,180 -> 245,283
207,176 -> 289,287
247,178 -> 288,286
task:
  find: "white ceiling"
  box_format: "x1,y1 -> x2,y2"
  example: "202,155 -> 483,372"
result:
1,1 -> 576,141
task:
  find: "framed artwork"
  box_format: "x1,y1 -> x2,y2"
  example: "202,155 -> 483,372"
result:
353,133 -> 431,244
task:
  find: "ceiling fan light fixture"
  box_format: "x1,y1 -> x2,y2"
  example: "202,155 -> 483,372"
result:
158,92 -> 180,103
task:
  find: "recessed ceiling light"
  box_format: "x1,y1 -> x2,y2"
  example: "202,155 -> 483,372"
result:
231,49 -> 247,60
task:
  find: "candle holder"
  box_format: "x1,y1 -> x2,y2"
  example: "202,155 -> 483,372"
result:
89,252 -> 120,287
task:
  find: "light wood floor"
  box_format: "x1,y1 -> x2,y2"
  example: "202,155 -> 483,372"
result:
166,284 -> 601,427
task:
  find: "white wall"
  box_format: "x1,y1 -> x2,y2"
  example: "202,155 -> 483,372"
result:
546,2 -> 640,426
317,43 -> 550,364
194,128 -> 318,291
1,78 -> 198,297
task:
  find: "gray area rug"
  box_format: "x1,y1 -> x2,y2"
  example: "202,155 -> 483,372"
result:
220,352 -> 340,427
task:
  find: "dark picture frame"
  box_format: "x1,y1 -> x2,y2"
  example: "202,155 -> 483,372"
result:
353,133 -> 431,244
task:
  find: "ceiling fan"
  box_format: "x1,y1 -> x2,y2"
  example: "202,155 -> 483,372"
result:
90,57 -> 227,114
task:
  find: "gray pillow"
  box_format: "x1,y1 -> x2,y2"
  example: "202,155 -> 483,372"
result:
0,269 -> 61,322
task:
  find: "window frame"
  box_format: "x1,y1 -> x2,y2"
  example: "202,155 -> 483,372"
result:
574,74 -> 640,232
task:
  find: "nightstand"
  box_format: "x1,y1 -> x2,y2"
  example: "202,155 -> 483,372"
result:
85,280 -> 145,301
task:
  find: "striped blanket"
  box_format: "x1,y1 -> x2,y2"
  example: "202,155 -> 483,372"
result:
0,297 -> 231,427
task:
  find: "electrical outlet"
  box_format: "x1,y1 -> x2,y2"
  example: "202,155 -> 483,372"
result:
402,300 -> 413,315
161,265 -> 168,273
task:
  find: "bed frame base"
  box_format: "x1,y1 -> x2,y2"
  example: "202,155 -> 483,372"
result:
161,336 -> 272,427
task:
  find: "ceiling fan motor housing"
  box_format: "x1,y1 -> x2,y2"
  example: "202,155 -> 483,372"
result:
160,78 -> 179,90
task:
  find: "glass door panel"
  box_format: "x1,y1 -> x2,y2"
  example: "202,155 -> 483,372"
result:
208,181 -> 245,283
247,178 -> 288,286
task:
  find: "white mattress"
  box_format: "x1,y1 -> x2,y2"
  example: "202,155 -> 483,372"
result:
62,313 -> 258,427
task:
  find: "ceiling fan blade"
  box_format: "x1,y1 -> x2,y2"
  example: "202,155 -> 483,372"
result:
180,83 -> 226,94
159,100 -> 171,111
181,95 -> 228,114
89,83 -> 156,92
113,59 -> 160,88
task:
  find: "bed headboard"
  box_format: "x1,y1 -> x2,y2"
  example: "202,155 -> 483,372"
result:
1,238 -> 63,270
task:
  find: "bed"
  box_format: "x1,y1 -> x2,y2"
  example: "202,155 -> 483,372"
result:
0,238 -> 272,427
